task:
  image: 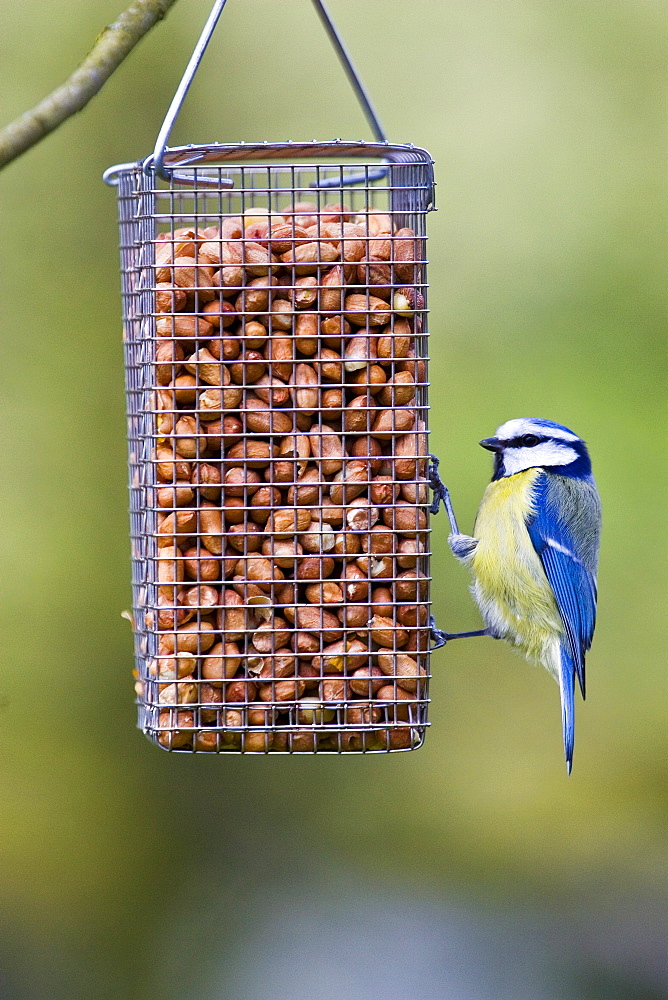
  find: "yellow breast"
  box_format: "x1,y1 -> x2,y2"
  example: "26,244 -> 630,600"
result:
470,469 -> 564,665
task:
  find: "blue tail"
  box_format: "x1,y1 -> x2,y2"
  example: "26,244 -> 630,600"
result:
559,647 -> 576,775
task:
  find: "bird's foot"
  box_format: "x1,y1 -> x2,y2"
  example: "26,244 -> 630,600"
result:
448,532 -> 479,560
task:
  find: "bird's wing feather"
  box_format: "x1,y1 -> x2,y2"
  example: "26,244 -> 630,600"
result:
526,474 -> 599,698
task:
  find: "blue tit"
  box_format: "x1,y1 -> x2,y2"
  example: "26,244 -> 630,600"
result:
448,418 -> 601,773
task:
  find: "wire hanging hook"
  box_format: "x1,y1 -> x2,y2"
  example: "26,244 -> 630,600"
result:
309,0 -> 389,188
310,0 -> 386,144
145,0 -> 389,183
149,0 -> 230,181
104,0 -> 434,192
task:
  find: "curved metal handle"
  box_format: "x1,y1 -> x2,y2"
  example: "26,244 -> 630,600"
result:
147,0 -> 387,181
151,0 -> 230,181
310,0 -> 386,144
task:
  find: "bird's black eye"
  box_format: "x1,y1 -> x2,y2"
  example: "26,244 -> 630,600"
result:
521,434 -> 540,447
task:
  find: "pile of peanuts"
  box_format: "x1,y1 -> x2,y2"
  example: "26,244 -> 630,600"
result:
142,201 -> 431,752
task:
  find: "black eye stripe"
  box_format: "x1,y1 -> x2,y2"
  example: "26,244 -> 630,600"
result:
505,434 -> 545,448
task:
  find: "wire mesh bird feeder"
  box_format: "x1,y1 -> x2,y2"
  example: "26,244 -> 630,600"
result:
105,0 -> 438,753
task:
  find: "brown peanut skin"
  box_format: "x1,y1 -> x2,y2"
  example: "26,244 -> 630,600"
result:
350,666 -> 386,698
147,213 -> 430,752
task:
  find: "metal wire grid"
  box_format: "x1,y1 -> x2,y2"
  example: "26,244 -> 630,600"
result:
114,144 -> 435,753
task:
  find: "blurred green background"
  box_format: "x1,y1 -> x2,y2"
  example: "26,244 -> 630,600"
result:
1,1 -> 665,998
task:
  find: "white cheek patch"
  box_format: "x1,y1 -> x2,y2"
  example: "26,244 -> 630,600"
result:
503,442 -> 578,475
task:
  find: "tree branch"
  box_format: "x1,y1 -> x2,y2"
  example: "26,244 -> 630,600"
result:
0,0 -> 180,170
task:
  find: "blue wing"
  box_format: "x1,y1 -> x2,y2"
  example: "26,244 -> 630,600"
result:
526,473 -> 600,700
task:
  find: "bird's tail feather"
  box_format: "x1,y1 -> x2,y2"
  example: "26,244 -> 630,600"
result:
558,646 -> 576,775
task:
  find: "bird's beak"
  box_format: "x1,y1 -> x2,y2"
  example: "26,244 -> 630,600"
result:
479,437 -> 501,452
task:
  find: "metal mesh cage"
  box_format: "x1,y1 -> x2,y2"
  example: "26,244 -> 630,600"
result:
111,141 -> 436,752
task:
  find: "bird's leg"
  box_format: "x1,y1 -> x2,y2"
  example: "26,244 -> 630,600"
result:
427,457 -> 480,558
427,460 -> 487,642
444,628 -> 490,640
429,615 -> 491,648
439,481 -> 460,534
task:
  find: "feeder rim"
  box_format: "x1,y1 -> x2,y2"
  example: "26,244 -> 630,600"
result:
103,140 -> 435,188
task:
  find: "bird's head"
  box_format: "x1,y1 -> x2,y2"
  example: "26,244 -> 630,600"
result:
480,418 -> 592,480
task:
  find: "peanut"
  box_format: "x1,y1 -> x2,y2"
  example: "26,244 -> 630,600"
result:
150,652 -> 197,681
371,407 -> 415,440
329,462 -> 369,505
244,397 -> 293,435
336,603 -> 371,630
261,538 -> 303,570
256,649 -> 296,679
318,349 -> 343,381
292,363 -> 319,413
292,275 -> 318,309
342,563 -> 369,602
376,685 -> 420,725
202,642 -> 242,684
280,241 -> 339,274
229,351 -> 267,385
202,298 -> 236,328
320,676 -> 348,703
296,556 -> 335,581
207,333 -> 241,363
346,702 -> 382,726
268,507 -> 312,537
344,335 -> 377,372
159,621 -> 216,654
251,618 -> 291,654
370,586 -> 394,619
225,440 -> 275,468
311,639 -> 348,673
239,319 -> 269,349
286,467 -> 321,506
180,583 -> 218,613
319,265 -> 346,313
268,223 -> 310,255
344,294 -> 390,327
350,436 -> 384,474
304,581 -> 343,605
298,522 -> 335,554
368,615 -> 408,648
351,364 -> 387,396
376,652 -> 426,695
296,698 -> 336,725
349,665 -> 385,697
156,447 -> 191,483
155,340 -> 185,385
182,546 -> 220,582
253,374 -> 290,407
226,521 -> 263,551
264,337 -> 293,381
157,709 -> 195,749
345,497 -> 380,532
376,318 -> 413,363
316,498 -> 345,527
294,312 -> 319,354
157,483 -> 194,509
342,394 -> 376,433
377,372 -> 416,408
396,603 -> 429,628
292,606 -> 343,642
381,501 -> 427,537
215,591 -> 248,641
